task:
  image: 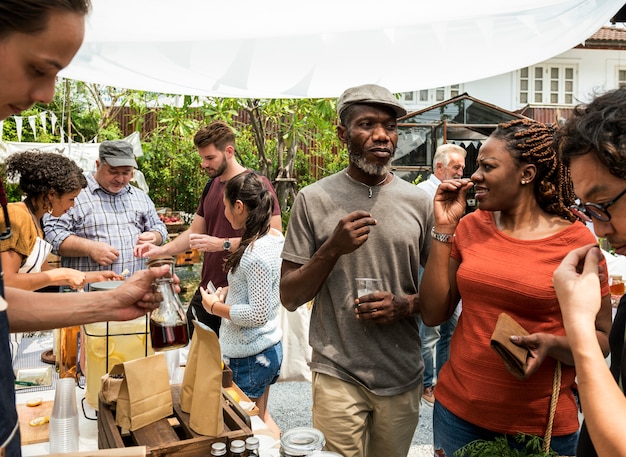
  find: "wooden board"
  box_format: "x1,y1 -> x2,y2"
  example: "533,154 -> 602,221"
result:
17,400 -> 53,445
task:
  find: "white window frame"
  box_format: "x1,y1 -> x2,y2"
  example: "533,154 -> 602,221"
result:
519,63 -> 577,105
618,67 -> 626,88
401,85 -> 462,105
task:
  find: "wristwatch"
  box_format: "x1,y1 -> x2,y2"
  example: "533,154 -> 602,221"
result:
222,238 -> 231,251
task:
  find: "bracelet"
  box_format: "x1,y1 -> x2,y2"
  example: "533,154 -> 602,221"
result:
210,301 -> 221,314
431,227 -> 455,243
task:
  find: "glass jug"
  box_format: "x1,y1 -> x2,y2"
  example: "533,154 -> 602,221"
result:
146,256 -> 189,351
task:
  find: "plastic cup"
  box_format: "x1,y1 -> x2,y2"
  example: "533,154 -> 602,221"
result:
49,378 -> 79,453
355,278 -> 383,299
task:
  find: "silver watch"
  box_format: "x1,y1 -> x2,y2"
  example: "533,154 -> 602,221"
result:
222,239 -> 231,251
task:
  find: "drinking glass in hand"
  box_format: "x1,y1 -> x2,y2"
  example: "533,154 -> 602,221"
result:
355,278 -> 383,300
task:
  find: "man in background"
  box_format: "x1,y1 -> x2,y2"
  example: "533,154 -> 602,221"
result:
44,140 -> 167,277
416,143 -> 466,404
138,120 -> 281,336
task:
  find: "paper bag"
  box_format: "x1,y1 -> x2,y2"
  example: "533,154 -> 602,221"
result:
113,353 -> 172,431
490,312 -> 530,379
180,320 -> 224,436
278,302 -> 312,382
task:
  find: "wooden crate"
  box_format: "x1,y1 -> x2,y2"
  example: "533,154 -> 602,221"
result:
175,249 -> 201,266
98,384 -> 252,456
167,233 -> 202,266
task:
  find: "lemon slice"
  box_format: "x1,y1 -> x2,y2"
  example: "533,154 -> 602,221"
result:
26,398 -> 43,407
88,338 -> 115,358
29,416 -> 49,427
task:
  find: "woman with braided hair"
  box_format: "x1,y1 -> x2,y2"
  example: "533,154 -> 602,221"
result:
199,171 -> 283,438
420,118 -> 612,456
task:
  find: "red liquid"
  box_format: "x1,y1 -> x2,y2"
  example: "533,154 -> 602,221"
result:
150,321 -> 189,350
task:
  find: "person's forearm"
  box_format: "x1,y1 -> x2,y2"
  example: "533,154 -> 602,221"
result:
160,229 -> 192,255
6,287 -> 116,332
567,322 -> 626,457
57,235 -> 96,257
420,227 -> 458,325
4,270 -> 64,292
280,244 -> 341,311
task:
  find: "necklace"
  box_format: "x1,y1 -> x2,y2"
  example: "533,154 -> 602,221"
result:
345,172 -> 389,198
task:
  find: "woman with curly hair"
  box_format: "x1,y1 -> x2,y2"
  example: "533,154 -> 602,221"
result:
419,119 -> 612,456
1,150 -> 118,290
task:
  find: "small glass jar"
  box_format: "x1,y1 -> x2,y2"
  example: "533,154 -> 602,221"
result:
210,441 -> 227,456
245,436 -> 260,456
146,256 -> 189,351
229,439 -> 246,457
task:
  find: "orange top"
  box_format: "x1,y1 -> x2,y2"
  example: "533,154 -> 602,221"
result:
436,210 -> 609,436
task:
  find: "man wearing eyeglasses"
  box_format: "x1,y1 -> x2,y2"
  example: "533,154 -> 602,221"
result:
554,86 -> 626,457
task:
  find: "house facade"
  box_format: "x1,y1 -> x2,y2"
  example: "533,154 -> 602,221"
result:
400,25 -> 626,116
394,25 -> 626,186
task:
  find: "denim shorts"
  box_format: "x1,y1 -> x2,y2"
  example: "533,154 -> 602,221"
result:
224,341 -> 282,399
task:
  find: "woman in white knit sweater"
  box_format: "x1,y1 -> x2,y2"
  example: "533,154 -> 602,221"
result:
200,171 -> 283,437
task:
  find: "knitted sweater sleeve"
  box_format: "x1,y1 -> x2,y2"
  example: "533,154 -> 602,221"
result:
228,240 -> 279,328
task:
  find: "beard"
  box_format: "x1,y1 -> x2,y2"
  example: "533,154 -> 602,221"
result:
206,154 -> 228,178
348,144 -> 394,176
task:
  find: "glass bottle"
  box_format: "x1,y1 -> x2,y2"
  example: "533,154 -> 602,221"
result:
59,326 -> 80,379
229,439 -> 246,457
146,256 -> 189,351
245,436 -> 260,456
610,274 -> 625,296
210,441 -> 227,456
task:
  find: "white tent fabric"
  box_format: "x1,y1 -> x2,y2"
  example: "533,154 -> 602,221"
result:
60,0 -> 625,99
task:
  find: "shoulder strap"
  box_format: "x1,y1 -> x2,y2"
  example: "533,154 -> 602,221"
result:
201,178 -> 214,201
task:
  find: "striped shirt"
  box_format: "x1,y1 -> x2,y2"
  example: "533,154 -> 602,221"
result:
43,173 -> 167,275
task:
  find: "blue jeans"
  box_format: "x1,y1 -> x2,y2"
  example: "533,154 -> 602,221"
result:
420,305 -> 460,387
433,401 -> 578,457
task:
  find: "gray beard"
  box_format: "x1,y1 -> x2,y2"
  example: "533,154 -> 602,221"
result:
349,149 -> 393,176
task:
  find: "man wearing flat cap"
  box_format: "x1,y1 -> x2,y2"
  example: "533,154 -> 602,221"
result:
44,140 -> 167,278
280,84 -> 433,457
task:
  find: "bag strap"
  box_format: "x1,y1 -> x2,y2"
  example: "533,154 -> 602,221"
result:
543,360 -> 562,453
201,178 -> 214,201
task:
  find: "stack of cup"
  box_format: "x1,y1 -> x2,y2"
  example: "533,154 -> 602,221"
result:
49,378 -> 79,453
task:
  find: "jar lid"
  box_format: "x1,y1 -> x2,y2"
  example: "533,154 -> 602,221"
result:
280,427 -> 325,454
210,441 -> 227,456
230,439 -> 245,452
146,256 -> 176,268
245,436 -> 260,449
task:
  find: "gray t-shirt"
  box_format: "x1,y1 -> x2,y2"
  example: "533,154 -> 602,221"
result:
282,171 -> 433,395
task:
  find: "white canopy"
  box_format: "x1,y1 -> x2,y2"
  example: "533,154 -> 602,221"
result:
60,0 -> 625,99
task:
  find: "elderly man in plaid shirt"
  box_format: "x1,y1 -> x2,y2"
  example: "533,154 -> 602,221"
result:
44,140 -> 167,279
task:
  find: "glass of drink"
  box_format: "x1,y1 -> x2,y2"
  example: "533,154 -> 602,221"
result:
355,278 -> 383,300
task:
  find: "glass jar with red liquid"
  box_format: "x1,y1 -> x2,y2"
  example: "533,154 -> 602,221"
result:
146,256 -> 189,351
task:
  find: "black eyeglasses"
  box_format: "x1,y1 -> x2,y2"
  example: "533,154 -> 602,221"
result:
570,188 -> 626,223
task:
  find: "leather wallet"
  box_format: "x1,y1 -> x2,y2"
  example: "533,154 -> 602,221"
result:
490,313 -> 529,378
